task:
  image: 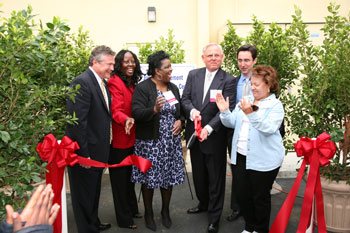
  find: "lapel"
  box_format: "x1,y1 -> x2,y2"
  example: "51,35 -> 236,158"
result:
104,79 -> 112,112
117,75 -> 134,95
196,68 -> 206,109
201,68 -> 224,110
87,69 -> 110,113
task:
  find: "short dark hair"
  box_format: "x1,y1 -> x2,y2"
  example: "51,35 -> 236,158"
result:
112,50 -> 142,87
89,45 -> 115,66
147,51 -> 170,77
237,44 -> 258,60
252,65 -> 279,94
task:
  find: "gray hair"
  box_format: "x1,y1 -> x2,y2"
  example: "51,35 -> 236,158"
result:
202,43 -> 223,55
89,45 -> 116,66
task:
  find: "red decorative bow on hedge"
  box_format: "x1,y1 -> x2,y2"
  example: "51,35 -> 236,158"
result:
36,134 -> 152,233
269,132 -> 336,233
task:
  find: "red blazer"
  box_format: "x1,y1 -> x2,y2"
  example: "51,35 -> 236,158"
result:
108,75 -> 135,149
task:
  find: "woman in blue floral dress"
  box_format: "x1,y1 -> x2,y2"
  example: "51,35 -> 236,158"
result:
131,51 -> 184,231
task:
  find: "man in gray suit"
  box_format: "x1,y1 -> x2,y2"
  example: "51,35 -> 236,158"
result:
66,45 -> 115,233
182,43 -> 236,233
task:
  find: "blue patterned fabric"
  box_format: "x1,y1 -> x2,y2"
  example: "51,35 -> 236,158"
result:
132,90 -> 185,189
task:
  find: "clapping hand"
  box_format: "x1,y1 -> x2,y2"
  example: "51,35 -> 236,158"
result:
153,95 -> 166,114
5,184 -> 60,231
215,93 -> 229,112
239,98 -> 254,115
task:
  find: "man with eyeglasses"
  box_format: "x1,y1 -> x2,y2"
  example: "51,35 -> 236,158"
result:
182,43 -> 235,233
66,45 -> 115,233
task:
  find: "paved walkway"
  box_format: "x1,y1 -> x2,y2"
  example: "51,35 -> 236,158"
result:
66,152 -> 331,233
66,174 -> 326,232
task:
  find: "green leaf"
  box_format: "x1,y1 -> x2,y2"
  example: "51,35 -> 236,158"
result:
46,22 -> 54,29
60,25 -> 70,32
32,175 -> 42,183
21,78 -> 28,84
0,131 -> 10,143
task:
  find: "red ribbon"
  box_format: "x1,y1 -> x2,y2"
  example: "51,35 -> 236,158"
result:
269,132 -> 335,233
194,116 -> 202,140
36,134 -> 152,233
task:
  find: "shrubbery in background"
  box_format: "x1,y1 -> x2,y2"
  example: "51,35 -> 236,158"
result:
0,5 -> 93,218
137,29 -> 185,64
221,3 -> 350,182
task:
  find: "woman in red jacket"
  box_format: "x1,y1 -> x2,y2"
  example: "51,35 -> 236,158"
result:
107,49 -> 143,229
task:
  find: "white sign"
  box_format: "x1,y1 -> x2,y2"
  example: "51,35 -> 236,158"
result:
140,64 -> 196,96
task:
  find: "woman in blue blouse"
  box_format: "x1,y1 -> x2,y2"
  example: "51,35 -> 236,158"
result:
216,65 -> 284,233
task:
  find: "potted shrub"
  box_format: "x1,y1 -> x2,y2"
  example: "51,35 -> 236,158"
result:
286,3 -> 350,232
221,3 -> 350,231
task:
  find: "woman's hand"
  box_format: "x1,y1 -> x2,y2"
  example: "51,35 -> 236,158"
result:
216,93 -> 229,112
172,120 -> 182,135
239,98 -> 254,115
125,117 -> 135,135
153,95 -> 166,114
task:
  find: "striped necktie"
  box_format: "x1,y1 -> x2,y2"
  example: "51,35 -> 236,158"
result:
100,80 -> 112,144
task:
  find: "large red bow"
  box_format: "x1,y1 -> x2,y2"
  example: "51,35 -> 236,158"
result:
295,132 -> 335,166
269,132 -> 336,233
37,134 -> 80,168
36,134 -> 152,233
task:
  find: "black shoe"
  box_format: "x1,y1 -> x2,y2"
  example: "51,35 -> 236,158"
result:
226,210 -> 241,222
187,205 -> 207,214
99,223 -> 111,231
207,223 -> 219,233
144,213 -> 157,231
161,212 -> 172,229
161,216 -> 172,229
133,213 -> 143,218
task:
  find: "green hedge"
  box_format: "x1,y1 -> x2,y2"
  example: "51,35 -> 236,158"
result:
0,5 -> 93,218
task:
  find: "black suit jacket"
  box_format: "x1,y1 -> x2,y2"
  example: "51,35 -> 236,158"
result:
181,67 -> 236,153
66,68 -> 112,163
132,78 -> 182,140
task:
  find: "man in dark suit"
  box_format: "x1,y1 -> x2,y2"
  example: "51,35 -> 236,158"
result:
226,44 -> 257,222
226,44 -> 285,223
182,43 -> 236,233
66,45 -> 115,233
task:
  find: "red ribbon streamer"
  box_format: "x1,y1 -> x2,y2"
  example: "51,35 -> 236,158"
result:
194,116 -> 202,140
36,134 -> 152,233
269,132 -> 335,233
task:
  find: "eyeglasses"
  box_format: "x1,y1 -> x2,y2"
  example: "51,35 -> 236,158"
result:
252,105 -> 259,112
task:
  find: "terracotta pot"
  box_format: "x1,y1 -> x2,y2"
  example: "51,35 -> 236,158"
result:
320,177 -> 350,232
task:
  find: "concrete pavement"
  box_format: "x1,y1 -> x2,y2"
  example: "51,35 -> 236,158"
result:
66,152 -> 331,232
